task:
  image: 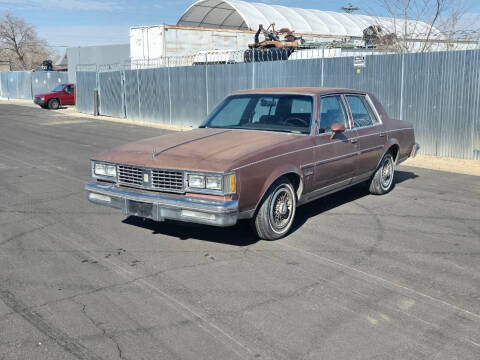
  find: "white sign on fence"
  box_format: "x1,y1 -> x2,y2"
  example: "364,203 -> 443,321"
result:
353,55 -> 366,67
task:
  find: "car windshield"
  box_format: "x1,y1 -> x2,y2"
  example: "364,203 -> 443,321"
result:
203,94 -> 313,134
52,84 -> 65,92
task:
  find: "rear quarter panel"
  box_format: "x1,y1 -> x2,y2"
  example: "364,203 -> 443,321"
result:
369,93 -> 416,163
386,120 -> 415,163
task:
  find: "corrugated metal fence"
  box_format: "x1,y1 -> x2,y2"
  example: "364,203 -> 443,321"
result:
76,50 -> 480,160
0,71 -> 68,100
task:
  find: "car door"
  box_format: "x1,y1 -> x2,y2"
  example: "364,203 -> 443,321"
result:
312,94 -> 358,192
64,85 -> 75,105
56,85 -> 68,105
344,94 -> 386,180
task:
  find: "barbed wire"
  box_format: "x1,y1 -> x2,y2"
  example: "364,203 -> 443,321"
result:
76,37 -> 480,72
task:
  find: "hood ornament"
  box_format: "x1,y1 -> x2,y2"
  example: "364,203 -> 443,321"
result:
152,146 -> 156,159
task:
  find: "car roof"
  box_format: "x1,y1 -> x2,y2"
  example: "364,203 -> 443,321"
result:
232,87 -> 366,96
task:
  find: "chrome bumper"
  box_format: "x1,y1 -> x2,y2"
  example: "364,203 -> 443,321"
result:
85,181 -> 238,227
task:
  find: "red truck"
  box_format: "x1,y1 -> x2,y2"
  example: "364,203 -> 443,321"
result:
34,83 -> 75,109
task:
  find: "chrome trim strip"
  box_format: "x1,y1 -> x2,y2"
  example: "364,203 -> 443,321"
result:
359,144 -> 384,154
365,94 -> 384,125
314,152 -> 357,166
343,93 -> 383,128
298,177 -> 353,205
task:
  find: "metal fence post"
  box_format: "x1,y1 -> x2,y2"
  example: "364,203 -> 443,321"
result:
321,45 -> 325,87
121,69 -> 126,118
252,48 -> 255,89
136,68 -> 141,120
205,52 -> 209,116
96,65 -> 100,115
167,56 -> 172,124
399,49 -> 405,120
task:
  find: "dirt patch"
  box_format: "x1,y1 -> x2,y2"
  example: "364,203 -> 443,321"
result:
402,155 -> 480,177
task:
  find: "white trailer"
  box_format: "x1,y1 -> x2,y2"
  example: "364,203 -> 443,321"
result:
130,25 -> 254,64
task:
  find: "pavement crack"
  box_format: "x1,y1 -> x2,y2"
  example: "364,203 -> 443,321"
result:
77,301 -> 125,360
0,289 -> 103,360
0,222 -> 56,246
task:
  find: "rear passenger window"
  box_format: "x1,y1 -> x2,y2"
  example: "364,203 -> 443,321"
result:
346,95 -> 378,128
319,95 -> 348,133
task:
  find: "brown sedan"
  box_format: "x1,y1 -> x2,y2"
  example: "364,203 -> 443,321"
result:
86,87 -> 419,240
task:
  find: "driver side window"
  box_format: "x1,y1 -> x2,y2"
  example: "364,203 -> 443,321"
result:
319,96 -> 348,134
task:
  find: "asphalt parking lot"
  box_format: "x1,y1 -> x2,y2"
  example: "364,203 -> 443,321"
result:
0,103 -> 479,360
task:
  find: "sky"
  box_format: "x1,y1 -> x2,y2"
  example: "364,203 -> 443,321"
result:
1,0 -> 479,54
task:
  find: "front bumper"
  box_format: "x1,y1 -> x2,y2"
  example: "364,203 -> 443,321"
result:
85,181 -> 238,227
34,97 -> 45,105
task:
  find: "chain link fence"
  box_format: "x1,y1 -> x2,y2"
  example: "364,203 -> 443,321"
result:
76,48 -> 480,160
0,71 -> 69,100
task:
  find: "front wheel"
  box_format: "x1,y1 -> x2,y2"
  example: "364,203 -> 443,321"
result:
368,153 -> 395,195
253,177 -> 296,240
48,99 -> 60,110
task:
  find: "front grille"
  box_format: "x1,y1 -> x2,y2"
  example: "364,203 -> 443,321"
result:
117,165 -> 185,193
117,165 -> 143,186
152,169 -> 184,192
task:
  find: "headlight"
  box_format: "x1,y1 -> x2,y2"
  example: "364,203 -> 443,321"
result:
41,97 -> 45,101
188,174 -> 205,188
206,175 -> 222,190
187,173 -> 236,194
93,162 -> 116,178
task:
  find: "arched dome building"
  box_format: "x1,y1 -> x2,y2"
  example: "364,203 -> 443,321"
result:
177,0 -> 440,39
130,0 -> 454,64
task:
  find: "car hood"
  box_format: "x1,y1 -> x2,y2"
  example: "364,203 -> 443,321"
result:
34,92 -> 58,98
92,128 -> 307,172
34,93 -> 50,98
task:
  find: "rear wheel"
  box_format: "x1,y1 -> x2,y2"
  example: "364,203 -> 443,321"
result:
48,98 -> 60,110
368,153 -> 395,195
253,177 -> 296,240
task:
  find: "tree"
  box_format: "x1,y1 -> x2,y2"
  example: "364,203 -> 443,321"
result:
0,12 -> 56,70
365,0 -> 479,52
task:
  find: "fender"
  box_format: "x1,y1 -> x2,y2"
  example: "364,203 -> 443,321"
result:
255,164 -> 304,212
377,137 -> 400,169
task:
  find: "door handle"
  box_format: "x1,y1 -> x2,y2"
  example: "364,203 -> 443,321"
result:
379,132 -> 386,137
350,138 -> 358,144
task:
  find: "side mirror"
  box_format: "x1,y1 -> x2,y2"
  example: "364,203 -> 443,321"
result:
330,123 -> 345,139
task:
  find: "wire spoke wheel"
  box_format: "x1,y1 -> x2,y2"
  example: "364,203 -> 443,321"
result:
380,156 -> 394,190
268,185 -> 294,233
253,177 -> 297,240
